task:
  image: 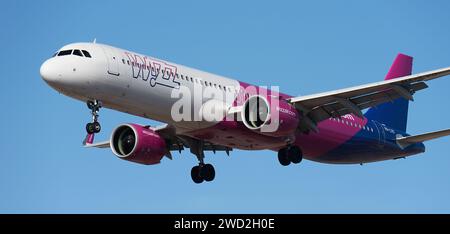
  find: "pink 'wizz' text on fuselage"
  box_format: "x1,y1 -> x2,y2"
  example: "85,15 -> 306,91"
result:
124,52 -> 180,89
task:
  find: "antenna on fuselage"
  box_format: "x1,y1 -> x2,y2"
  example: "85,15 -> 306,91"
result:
93,38 -> 97,44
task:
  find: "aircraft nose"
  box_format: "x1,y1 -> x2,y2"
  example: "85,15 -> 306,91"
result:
40,59 -> 60,84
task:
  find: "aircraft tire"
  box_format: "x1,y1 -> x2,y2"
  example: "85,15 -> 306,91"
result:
278,148 -> 291,166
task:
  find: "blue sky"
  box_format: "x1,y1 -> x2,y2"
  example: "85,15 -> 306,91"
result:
1,0 -> 450,213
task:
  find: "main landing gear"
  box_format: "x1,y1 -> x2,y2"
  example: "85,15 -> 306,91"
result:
185,139 -> 216,184
85,100 -> 102,134
278,145 -> 303,166
191,163 -> 215,184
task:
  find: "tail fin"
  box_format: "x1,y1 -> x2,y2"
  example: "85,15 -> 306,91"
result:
364,54 -> 413,132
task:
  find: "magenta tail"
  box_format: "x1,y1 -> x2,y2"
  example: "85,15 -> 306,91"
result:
384,53 -> 413,80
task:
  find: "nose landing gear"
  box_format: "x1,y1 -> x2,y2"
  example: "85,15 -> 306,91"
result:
86,100 -> 102,134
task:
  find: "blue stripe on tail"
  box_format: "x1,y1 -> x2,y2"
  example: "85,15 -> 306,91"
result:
365,98 -> 409,132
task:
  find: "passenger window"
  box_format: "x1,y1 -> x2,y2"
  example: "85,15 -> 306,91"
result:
122,59 -> 125,64
73,50 -> 83,57
58,50 -> 72,56
82,50 -> 92,58
127,61 -> 130,65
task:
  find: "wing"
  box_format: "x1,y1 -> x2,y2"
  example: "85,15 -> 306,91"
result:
84,124 -> 232,159
289,66 -> 450,132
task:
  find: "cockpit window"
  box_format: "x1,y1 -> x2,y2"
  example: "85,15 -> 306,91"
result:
82,50 -> 92,58
58,50 -> 72,56
73,50 -> 83,57
54,49 -> 92,58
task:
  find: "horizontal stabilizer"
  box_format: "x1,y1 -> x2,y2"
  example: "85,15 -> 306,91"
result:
397,128 -> 450,148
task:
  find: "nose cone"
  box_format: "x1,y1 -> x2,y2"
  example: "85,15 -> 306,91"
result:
40,59 -> 59,84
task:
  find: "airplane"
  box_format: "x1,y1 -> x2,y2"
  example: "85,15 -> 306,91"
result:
40,42 -> 450,183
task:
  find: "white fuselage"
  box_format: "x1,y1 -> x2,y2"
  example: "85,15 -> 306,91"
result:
40,43 -> 283,149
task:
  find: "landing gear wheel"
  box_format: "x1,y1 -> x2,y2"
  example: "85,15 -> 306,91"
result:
288,146 -> 303,164
201,164 -> 215,182
191,166 -> 204,184
86,122 -> 101,134
278,148 -> 290,166
86,123 -> 95,134
93,122 -> 101,133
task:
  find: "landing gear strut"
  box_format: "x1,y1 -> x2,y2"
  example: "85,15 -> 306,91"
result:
278,145 -> 303,166
85,100 -> 102,134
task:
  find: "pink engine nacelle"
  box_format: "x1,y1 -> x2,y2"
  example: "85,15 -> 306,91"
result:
241,95 -> 299,137
110,123 -> 167,165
